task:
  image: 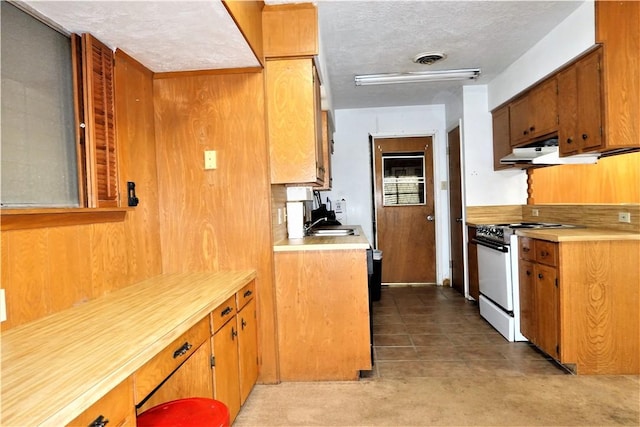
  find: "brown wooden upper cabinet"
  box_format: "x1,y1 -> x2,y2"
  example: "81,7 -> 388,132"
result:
263,3 -> 326,186
265,58 -> 325,185
509,77 -> 558,147
492,104 -> 511,170
491,1 -> 639,166
557,48 -> 604,156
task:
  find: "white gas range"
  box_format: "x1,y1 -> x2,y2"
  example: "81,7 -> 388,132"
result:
472,222 -> 578,342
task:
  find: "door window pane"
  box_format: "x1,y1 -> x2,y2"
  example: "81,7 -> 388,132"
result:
1,2 -> 79,207
382,153 -> 426,206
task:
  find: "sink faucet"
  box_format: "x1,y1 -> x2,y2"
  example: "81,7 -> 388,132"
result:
304,217 -> 327,234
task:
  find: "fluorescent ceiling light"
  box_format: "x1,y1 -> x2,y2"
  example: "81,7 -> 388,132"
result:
354,68 -> 481,86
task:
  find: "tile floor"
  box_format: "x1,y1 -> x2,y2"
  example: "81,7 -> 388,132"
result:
364,284 -> 568,378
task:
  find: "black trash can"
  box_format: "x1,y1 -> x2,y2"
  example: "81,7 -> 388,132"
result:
371,250 -> 383,301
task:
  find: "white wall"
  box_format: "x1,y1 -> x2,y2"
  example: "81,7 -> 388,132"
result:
324,105 -> 450,285
462,86 -> 528,206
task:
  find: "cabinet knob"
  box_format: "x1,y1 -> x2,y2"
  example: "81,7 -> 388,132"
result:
582,133 -> 588,140
538,273 -> 543,279
540,251 -> 549,257
526,270 -> 532,276
530,126 -> 535,132
522,247 -> 530,253
566,137 -> 573,144
523,130 -> 529,135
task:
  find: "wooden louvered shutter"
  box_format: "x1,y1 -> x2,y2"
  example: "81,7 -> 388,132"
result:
81,33 -> 119,207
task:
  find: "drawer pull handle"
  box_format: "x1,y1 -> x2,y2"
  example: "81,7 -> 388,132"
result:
89,415 -> 109,427
540,251 -> 549,257
522,247 -> 530,252
241,318 -> 247,330
243,289 -> 253,298
221,306 -> 233,317
231,326 -> 238,340
173,342 -> 192,359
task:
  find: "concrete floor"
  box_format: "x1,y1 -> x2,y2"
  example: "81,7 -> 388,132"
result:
235,286 -> 640,426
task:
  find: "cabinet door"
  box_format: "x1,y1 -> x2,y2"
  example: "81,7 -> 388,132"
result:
467,227 -> 479,301
575,50 -> 604,152
529,77 -> 558,140
535,263 -> 559,359
313,65 -> 325,183
238,298 -> 258,405
212,319 -> 241,422
509,96 -> 530,146
266,58 -> 322,185
558,65 -> 580,155
136,343 -> 213,414
518,260 -> 536,342
492,105 -> 512,170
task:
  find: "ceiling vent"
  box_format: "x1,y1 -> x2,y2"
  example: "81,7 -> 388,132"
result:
413,52 -> 446,65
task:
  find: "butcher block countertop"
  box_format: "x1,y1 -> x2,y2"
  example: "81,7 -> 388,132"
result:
1,270 -> 256,427
274,225 -> 370,251
515,227 -> 640,242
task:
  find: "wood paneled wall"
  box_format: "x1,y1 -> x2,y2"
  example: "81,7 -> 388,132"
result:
153,71 -> 279,383
0,52 -> 162,330
530,151 -> 640,203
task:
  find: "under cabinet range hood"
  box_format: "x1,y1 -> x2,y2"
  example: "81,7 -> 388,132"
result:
500,140 -> 600,166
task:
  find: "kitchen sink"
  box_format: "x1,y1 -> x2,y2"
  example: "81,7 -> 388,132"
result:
306,227 -> 359,237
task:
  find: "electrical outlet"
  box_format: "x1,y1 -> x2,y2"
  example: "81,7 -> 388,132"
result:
618,212 -> 631,223
531,209 -> 539,217
204,150 -> 217,170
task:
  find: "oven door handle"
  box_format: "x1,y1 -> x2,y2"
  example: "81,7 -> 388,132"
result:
472,238 -> 509,253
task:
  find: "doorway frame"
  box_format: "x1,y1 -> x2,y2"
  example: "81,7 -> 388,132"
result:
369,131 -> 449,286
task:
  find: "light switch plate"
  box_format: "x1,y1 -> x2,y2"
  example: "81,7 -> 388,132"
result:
0,289 -> 6,322
204,150 -> 217,170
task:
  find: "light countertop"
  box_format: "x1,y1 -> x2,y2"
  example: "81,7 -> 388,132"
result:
274,225 -> 370,251
1,270 -> 256,426
515,227 -> 640,242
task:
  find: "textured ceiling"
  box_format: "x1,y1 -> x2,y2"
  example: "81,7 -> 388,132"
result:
318,0 -> 585,110
18,0 -> 585,109
19,0 -> 260,72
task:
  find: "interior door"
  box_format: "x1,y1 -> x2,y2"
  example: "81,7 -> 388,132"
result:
373,136 -> 436,284
447,126 -> 464,295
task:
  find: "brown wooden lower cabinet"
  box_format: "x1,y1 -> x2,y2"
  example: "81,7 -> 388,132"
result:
274,249 -> 371,380
211,284 -> 258,423
518,237 -> 639,374
130,284 -> 258,423
467,226 -> 480,301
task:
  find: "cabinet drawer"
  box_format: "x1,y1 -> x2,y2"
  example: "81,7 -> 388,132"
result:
134,317 -> 209,404
236,281 -> 255,311
519,237 -> 534,261
67,377 -> 134,427
211,295 -> 237,334
535,240 -> 558,266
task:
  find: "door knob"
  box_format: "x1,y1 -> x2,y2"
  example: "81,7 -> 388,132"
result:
427,215 -> 434,221
455,218 -> 463,222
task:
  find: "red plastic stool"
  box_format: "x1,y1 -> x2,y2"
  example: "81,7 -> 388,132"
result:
137,397 -> 230,427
